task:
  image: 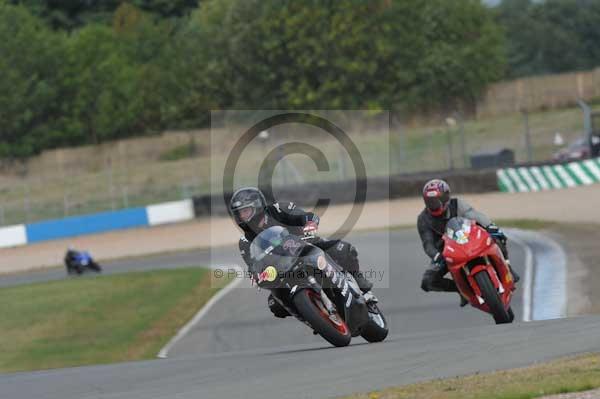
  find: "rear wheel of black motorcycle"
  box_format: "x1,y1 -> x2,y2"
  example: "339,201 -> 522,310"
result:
475,272 -> 512,324
293,289 -> 351,347
360,304 -> 388,343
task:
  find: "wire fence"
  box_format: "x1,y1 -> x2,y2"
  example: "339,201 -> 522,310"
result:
392,103 -> 589,173
0,100 -> 595,226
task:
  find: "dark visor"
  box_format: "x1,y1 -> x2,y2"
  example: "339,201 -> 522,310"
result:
424,196 -> 443,211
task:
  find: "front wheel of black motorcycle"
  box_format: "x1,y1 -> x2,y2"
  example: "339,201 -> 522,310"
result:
293,289 -> 352,347
360,304 -> 389,343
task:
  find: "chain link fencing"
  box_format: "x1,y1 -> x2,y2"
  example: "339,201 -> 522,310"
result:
0,101 -> 594,226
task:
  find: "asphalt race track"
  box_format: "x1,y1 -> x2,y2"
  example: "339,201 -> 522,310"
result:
2,229 -> 599,399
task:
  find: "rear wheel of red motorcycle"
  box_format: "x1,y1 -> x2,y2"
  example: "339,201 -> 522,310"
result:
475,272 -> 512,324
293,289 -> 352,347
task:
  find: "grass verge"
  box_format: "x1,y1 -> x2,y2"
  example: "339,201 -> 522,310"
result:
0,267 -> 228,373
385,219 -> 558,232
495,219 -> 560,231
343,353 -> 600,399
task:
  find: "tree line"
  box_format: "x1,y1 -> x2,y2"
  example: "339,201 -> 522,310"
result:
0,0 -> 598,159
495,0 -> 600,78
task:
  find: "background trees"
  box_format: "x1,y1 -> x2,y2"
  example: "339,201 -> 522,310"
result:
495,0 -> 600,77
2,0 -> 599,158
0,3 -> 66,157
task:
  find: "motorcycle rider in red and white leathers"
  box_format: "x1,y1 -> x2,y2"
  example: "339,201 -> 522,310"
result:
229,187 -> 377,318
417,179 -> 520,306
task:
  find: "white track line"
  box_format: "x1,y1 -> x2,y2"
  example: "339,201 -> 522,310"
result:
507,230 -> 533,322
157,265 -> 243,359
532,236 -> 567,320
507,229 -> 568,322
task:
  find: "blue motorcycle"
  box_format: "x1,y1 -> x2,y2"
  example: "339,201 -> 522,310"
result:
65,249 -> 102,275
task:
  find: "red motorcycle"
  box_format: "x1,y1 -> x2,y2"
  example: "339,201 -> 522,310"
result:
442,217 -> 516,324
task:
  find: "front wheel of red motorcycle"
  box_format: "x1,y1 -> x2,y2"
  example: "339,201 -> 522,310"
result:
507,306 -> 515,322
475,272 -> 512,324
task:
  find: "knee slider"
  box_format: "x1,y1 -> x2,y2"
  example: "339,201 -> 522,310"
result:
421,275 -> 432,292
349,244 -> 358,258
421,278 -> 431,292
421,270 -> 436,292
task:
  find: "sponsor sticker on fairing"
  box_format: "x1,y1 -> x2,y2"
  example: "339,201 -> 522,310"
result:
455,230 -> 469,245
341,281 -> 348,297
258,266 -> 278,283
317,255 -> 327,270
283,239 -> 302,253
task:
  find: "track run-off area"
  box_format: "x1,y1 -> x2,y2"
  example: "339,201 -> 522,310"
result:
3,223 -> 599,399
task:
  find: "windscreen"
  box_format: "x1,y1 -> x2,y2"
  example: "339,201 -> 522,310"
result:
249,226 -> 304,274
444,217 -> 472,245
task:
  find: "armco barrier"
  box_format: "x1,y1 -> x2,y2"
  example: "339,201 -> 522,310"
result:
0,199 -> 194,249
497,157 -> 600,192
147,200 -> 195,226
192,168 -> 499,217
0,167 -> 501,249
26,207 -> 149,243
0,224 -> 27,247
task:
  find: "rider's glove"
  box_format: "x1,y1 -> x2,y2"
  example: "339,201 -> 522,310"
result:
486,223 -> 506,242
432,252 -> 447,271
303,221 -> 318,236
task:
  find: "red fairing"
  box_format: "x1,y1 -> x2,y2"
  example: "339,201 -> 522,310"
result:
442,220 -> 515,315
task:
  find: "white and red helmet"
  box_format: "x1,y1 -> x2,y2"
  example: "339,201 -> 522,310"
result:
422,179 -> 450,217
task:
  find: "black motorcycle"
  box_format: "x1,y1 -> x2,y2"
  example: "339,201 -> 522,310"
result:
249,226 -> 388,347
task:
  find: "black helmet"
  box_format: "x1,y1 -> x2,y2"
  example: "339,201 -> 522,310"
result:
422,179 -> 451,216
229,187 -> 267,229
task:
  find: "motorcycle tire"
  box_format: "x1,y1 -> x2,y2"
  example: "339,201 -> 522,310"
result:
90,262 -> 102,273
360,303 -> 389,343
507,306 -> 515,322
475,271 -> 512,324
293,289 -> 351,347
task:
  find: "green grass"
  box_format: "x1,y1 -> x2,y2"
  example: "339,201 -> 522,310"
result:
343,353 -> 600,399
381,219 -> 558,232
158,139 -> 199,161
0,267 -> 228,373
495,219 -> 559,231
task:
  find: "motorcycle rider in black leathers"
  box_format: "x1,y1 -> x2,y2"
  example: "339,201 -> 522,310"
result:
64,247 -> 81,274
417,179 -> 520,306
229,187 -> 377,318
